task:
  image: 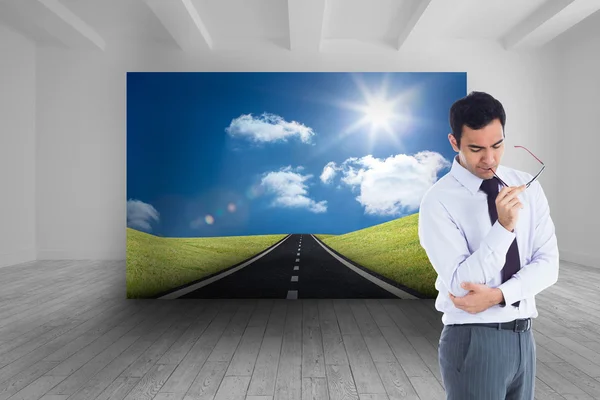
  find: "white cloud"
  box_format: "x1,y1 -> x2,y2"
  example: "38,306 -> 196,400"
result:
225,113 -> 315,144
327,151 -> 450,216
320,161 -> 339,184
127,199 -> 159,232
259,166 -> 327,213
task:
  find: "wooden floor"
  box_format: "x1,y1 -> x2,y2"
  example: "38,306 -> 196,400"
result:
0,260 -> 599,400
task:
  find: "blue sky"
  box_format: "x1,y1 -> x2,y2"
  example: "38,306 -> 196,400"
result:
127,72 -> 466,237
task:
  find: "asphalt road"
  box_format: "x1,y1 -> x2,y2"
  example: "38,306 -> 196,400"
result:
169,233 -> 414,299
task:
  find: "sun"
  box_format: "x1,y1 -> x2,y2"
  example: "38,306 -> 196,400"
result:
346,92 -> 402,140
334,74 -> 417,149
309,74 -> 419,159
362,98 -> 396,131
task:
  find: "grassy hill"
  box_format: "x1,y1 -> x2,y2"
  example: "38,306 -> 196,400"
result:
126,229 -> 286,298
315,212 -> 438,298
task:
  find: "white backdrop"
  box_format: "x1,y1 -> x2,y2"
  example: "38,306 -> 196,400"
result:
2,12 -> 599,269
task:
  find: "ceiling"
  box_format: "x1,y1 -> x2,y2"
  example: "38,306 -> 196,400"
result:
0,0 -> 598,53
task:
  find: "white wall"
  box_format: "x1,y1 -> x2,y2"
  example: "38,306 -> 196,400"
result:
0,26 -> 36,268
552,10 -> 600,268
35,38 -> 562,261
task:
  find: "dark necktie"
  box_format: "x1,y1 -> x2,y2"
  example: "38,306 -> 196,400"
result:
479,177 -> 520,307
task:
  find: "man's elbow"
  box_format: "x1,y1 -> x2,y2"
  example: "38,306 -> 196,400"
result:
550,257 -> 560,286
542,256 -> 560,289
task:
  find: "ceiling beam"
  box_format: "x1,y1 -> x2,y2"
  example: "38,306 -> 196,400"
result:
35,0 -> 105,50
502,0 -> 600,49
287,0 -> 327,51
397,0 -> 433,50
144,0 -> 213,51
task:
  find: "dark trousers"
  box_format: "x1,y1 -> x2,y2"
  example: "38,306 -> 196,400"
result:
438,324 -> 536,400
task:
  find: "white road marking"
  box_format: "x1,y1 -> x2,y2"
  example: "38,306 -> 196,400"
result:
291,276 -> 298,282
310,234 -> 418,299
296,252 -> 300,256
287,290 -> 298,299
296,258 -> 299,262
158,234 -> 293,299
294,266 -> 299,270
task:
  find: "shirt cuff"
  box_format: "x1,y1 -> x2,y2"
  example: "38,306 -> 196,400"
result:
483,220 -> 516,260
498,277 -> 522,307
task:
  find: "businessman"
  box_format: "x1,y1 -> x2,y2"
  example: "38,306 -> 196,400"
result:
418,91 -> 559,399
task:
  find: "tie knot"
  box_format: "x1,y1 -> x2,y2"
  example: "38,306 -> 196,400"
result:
480,177 -> 499,196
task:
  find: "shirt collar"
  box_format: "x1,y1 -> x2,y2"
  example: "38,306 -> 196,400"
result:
450,155 -> 501,195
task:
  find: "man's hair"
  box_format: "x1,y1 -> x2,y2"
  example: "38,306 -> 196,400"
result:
449,91 -> 506,147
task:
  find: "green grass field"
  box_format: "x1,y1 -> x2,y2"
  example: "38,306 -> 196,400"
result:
315,213 -> 438,298
126,229 -> 286,298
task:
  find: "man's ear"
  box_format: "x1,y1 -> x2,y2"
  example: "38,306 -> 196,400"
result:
448,133 -> 459,152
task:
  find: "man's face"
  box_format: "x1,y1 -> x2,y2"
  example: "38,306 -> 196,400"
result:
448,118 -> 505,180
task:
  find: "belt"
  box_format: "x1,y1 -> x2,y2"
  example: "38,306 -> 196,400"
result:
451,318 -> 532,332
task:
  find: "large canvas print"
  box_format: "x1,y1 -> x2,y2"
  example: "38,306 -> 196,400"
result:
126,72 -> 467,299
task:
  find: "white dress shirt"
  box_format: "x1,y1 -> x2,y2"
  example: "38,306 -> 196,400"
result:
418,155 -> 559,325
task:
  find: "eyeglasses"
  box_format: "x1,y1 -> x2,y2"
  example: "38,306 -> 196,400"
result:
489,145 -> 545,188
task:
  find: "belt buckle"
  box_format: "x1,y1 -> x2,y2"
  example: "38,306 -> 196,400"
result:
514,319 -> 529,332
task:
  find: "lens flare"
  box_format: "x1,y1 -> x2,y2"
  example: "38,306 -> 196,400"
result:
228,203 -> 236,212
205,215 -> 214,225
246,184 -> 265,199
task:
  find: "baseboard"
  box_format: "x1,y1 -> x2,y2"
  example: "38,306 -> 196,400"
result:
0,249 -> 37,268
559,249 -> 600,269
36,249 -> 125,261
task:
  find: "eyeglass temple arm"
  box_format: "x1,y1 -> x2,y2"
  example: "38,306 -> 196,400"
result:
526,164 -> 546,188
515,145 -> 545,165
490,168 -> 508,187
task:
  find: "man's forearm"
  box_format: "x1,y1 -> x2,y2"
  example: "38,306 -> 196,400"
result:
496,181 -> 560,306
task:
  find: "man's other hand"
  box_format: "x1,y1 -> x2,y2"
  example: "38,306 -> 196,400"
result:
449,282 -> 504,314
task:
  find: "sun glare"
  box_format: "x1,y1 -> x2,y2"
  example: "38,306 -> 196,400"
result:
310,75 -> 419,159
363,99 -> 395,129
334,74 -> 418,152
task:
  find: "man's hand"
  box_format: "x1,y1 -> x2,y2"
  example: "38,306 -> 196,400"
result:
449,282 -> 504,314
496,185 -> 526,232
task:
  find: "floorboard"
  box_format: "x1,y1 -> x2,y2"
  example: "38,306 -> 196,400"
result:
0,259 -> 598,399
